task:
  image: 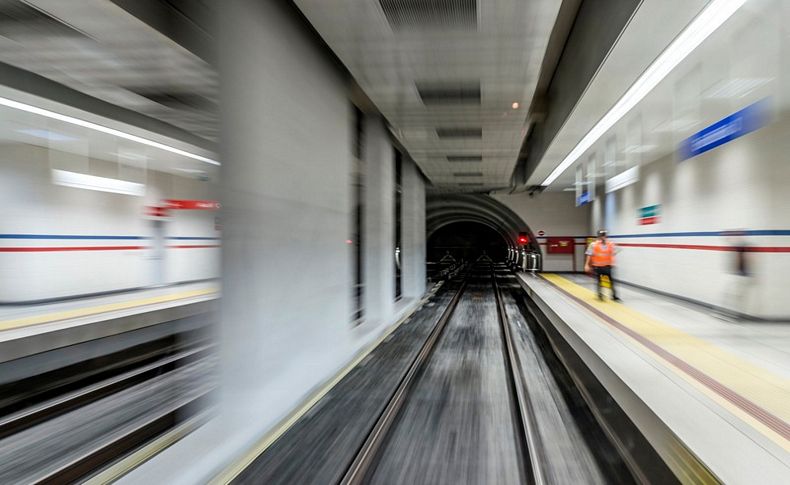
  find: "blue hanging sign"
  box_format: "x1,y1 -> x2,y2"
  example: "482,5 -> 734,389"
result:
679,99 -> 769,160
576,191 -> 591,206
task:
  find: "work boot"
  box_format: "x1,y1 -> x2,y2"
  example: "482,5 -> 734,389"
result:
612,296 -> 621,302
597,294 -> 604,301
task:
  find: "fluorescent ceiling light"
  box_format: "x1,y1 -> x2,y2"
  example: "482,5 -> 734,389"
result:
541,0 -> 747,186
0,96 -> 219,166
52,169 -> 146,196
17,128 -> 76,141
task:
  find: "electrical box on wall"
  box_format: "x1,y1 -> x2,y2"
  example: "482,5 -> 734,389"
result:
546,237 -> 574,254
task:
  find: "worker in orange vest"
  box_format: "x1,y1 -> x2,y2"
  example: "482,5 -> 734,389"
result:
585,230 -> 621,302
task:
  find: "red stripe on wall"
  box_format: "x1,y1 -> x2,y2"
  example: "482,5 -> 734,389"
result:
537,242 -> 588,245
618,243 -> 790,252
0,246 -> 146,252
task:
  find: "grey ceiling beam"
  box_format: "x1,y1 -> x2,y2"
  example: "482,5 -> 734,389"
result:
512,0 -> 643,189
109,0 -> 216,66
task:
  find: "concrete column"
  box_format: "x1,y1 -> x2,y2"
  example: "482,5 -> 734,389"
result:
120,1 -> 358,482
401,158 -> 426,299
362,115 -> 394,325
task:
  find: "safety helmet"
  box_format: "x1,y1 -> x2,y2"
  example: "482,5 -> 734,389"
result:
598,230 -> 608,238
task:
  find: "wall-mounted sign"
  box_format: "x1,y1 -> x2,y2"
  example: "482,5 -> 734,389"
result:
605,165 -> 640,193
638,204 -> 661,225
164,199 -> 221,210
144,206 -> 170,218
679,99 -> 769,160
547,237 -> 574,254
537,230 -> 545,237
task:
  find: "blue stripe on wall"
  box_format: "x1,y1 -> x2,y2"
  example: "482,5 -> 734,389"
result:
0,234 -> 148,240
610,230 -> 790,239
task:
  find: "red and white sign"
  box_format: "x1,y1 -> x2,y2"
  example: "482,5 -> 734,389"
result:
164,199 -> 221,210
537,230 -> 545,237
145,206 -> 170,218
546,237 -> 574,254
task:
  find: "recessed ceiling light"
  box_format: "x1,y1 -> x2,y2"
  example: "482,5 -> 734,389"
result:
52,169 -> 145,196
511,102 -> 519,109
541,0 -> 746,186
447,155 -> 482,162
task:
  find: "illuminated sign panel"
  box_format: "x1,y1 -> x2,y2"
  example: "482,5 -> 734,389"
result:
679,99 -> 768,160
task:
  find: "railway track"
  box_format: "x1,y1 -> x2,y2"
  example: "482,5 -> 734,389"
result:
339,262 -> 544,484
0,329 -> 215,484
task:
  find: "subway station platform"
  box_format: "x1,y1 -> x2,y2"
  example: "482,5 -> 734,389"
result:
518,273 -> 790,483
0,282 -> 219,361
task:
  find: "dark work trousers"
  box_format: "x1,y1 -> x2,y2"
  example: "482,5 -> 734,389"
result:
593,265 -> 618,299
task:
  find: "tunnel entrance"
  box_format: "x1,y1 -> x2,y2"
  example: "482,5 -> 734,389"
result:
427,221 -> 508,264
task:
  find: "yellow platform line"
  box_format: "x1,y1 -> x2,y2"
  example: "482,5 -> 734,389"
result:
0,287 -> 218,332
543,274 -> 790,451
84,413 -> 208,485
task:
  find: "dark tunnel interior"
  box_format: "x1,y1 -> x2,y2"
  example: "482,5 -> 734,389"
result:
427,221 -> 509,264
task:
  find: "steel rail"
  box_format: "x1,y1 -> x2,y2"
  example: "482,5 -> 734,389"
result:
339,273 -> 470,485
0,344 -> 213,440
492,265 -> 548,485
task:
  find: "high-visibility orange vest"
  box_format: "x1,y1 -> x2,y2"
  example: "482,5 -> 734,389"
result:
590,241 -> 615,266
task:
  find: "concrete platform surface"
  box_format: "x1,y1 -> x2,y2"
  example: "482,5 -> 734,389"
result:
0,281 -> 219,341
519,272 -> 790,484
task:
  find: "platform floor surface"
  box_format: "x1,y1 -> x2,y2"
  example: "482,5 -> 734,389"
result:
523,272 -> 790,484
0,281 -> 219,336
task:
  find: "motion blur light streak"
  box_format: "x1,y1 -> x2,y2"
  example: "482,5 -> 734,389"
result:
541,0 -> 748,186
16,128 -> 76,141
51,169 -> 146,196
0,95 -> 220,166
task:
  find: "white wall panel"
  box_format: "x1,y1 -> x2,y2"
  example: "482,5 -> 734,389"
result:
605,119 -> 790,318
0,143 -> 218,302
493,191 -> 591,272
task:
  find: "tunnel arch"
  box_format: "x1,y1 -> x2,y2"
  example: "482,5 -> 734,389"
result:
426,194 -> 537,251
428,220 -> 510,262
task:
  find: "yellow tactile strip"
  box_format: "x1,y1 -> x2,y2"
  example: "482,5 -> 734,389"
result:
0,288 -> 218,332
542,274 -> 790,451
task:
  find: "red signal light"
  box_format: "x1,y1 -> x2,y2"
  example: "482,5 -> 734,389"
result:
517,233 -> 529,245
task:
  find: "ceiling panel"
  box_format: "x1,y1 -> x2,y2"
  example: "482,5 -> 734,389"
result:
294,0 -> 561,192
0,0 -> 218,142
